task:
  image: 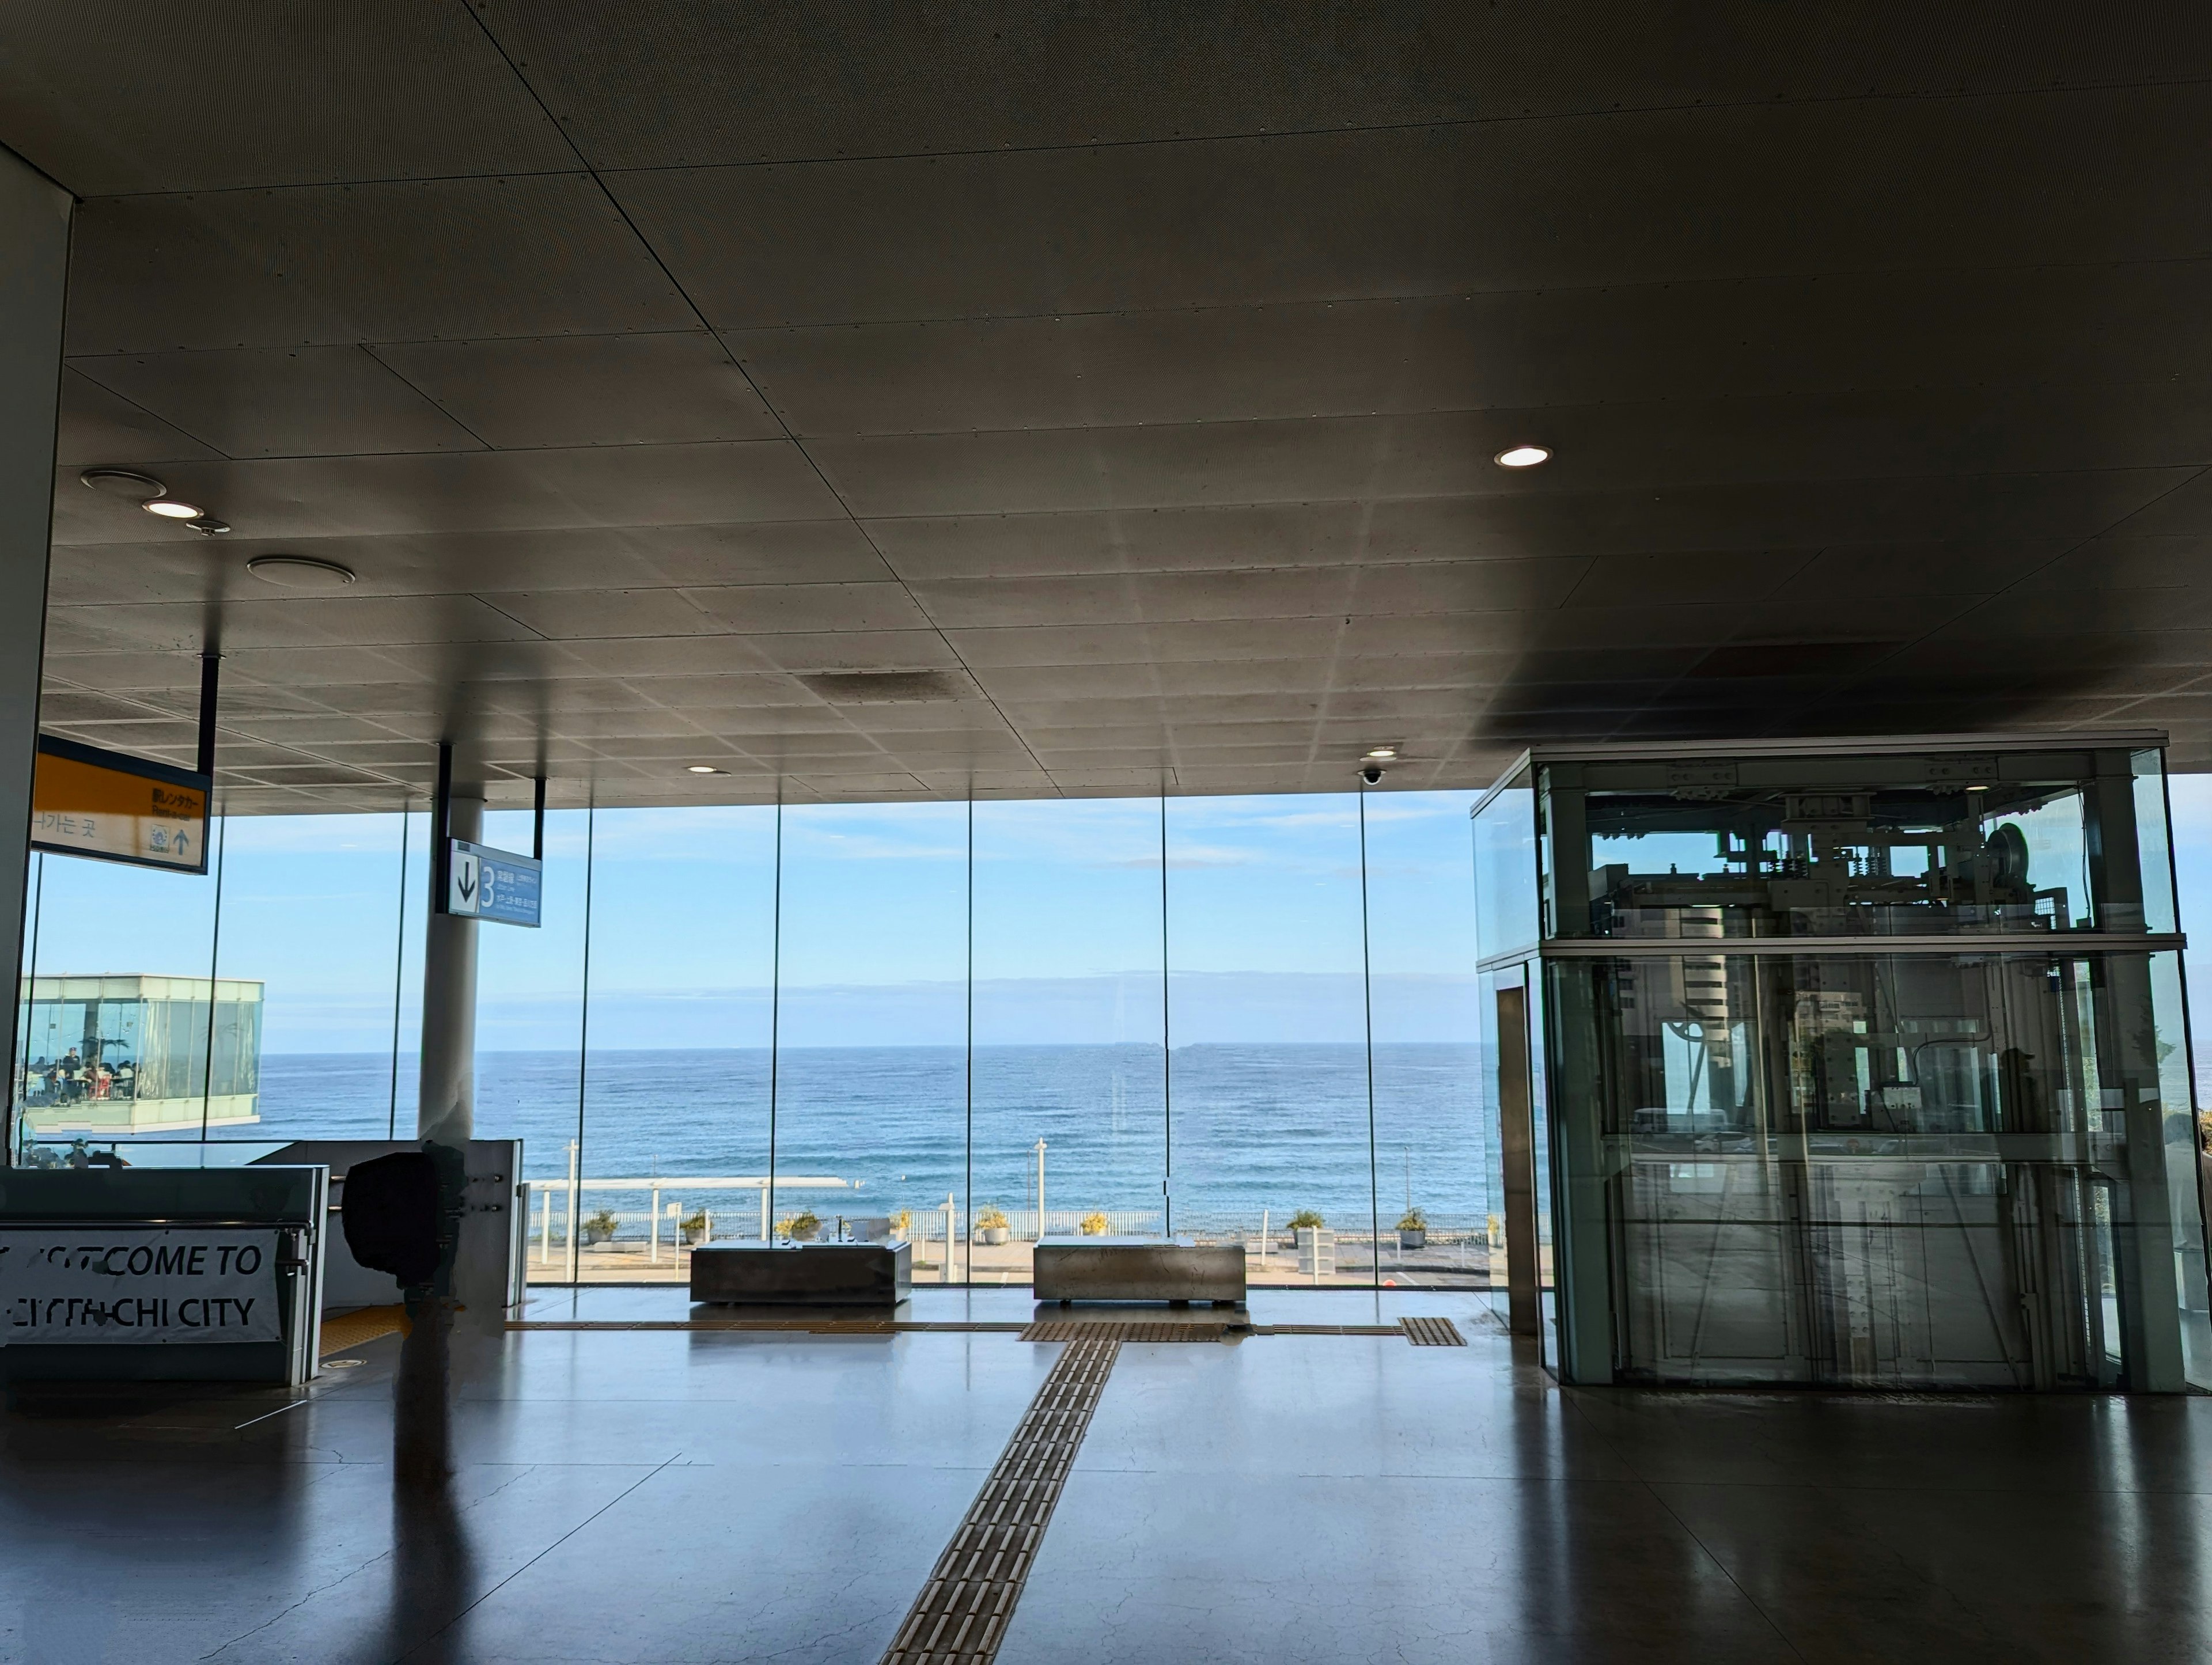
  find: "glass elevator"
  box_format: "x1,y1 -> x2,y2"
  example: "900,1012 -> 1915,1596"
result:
1474,737 -> 2212,1391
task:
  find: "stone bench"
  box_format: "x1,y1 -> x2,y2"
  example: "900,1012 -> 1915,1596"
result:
690,1241 -> 911,1307
1032,1236 -> 1246,1306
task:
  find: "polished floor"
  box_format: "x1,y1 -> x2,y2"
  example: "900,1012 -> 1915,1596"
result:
5,1285 -> 2211,1663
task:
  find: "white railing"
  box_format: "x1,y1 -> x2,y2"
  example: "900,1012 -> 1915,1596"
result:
528,1174 -> 852,1265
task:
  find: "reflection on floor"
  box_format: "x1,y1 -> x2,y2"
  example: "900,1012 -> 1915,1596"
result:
6,1284 -> 2212,1662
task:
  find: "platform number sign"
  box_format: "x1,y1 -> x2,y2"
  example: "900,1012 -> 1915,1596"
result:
444,838 -> 541,927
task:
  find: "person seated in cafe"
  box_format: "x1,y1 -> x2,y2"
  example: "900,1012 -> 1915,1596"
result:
60,1048 -> 83,1101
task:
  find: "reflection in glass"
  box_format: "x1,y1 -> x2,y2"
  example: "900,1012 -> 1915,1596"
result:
1550,947 -> 2209,1389
1546,752 -> 2137,940
13,831 -> 219,1163
972,798 -> 1166,1284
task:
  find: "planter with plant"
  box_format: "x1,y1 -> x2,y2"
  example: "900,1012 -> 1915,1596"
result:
1287,1208 -> 1325,1245
1079,1211 -> 1112,1236
975,1207 -> 1009,1246
680,1208 -> 708,1247
582,1207 -> 618,1247
1397,1208 -> 1427,1249
781,1209 -> 820,1243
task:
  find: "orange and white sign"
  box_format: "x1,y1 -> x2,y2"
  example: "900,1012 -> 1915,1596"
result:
31,737 -> 210,873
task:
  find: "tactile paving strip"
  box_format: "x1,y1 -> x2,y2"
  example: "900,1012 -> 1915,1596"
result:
1018,1319 -> 1230,1342
1400,1315 -> 1468,1347
880,1334 -> 1119,1664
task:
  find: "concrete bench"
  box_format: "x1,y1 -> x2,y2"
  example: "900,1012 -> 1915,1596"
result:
1032,1236 -> 1246,1306
690,1241 -> 911,1307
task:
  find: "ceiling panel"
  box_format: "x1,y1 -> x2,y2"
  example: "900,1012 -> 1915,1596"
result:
0,1 -> 571,194
734,263 -> 2212,437
67,176 -> 695,354
615,90 -> 2212,328
818,397 -> 2212,521
51,442 -> 842,545
54,368 -> 224,468
374,332 -> 782,449
70,346 -> 484,459
491,1 -> 2210,168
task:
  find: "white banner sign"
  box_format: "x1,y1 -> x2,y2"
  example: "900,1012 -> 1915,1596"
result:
0,1229 -> 283,1345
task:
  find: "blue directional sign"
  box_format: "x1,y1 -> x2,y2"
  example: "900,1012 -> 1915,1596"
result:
446,839 -> 542,927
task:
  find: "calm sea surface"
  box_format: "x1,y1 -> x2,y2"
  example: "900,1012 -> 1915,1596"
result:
231,1044 -> 1490,1234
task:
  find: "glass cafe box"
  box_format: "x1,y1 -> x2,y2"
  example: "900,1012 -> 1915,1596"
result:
1472,735 -> 2212,1392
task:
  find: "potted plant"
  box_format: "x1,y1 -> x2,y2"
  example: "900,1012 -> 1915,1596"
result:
1397,1208 -> 1427,1250
1289,1210 -> 1333,1276
680,1208 -> 708,1247
975,1207 -> 1010,1246
782,1209 -> 821,1243
582,1207 -> 618,1248
1079,1211 -> 1112,1236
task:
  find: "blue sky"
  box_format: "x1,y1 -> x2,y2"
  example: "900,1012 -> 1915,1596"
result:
20,790 -> 1482,1052
28,776 -> 2212,1076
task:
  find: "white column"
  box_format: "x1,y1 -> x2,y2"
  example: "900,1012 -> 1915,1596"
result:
0,147 -> 70,1131
418,791 -> 482,1144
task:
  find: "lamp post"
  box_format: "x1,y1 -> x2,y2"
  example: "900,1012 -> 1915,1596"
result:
1033,1138 -> 1048,1239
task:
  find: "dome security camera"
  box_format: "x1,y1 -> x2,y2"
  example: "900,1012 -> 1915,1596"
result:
1361,763 -> 1385,785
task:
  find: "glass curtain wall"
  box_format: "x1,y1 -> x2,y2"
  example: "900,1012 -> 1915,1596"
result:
774,803 -> 969,1280
560,806 -> 778,1282
33,775 -> 2207,1334
1165,794 -> 1373,1285
474,806 -> 592,1269
1363,788 -> 1486,1289
972,798 -> 1168,1284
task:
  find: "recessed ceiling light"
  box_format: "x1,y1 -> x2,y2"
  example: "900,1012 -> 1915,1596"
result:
1364,746 -> 1399,761
143,498 -> 203,518
246,554 -> 355,590
1494,445 -> 1550,468
79,467 -> 165,500
686,765 -> 727,775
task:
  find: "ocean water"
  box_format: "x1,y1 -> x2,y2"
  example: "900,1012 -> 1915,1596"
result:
232,1043 -> 1491,1235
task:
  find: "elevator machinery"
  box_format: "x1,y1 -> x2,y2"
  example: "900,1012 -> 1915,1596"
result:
1474,734 -> 2211,1391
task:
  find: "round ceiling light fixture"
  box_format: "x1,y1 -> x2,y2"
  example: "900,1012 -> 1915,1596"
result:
686,764 -> 728,775
1364,746 -> 1399,761
143,498 -> 204,519
79,467 -> 166,500
246,553 -> 357,590
1494,445 -> 1551,469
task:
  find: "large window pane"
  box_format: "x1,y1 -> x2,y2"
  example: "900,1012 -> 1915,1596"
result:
972,799 -> 1166,1285
1363,789 -> 1486,1291
14,832 -> 221,1165
474,806 -> 590,1280
1165,794 -> 1373,1285
566,806 -> 777,1283
774,803 -> 967,1279
210,810 -> 409,1143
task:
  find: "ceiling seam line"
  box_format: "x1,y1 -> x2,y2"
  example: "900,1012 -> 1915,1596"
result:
359,343 -> 499,451
452,0 -> 1051,794
71,250 -> 2212,353
573,74 -> 2212,175
72,70 -> 2212,202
